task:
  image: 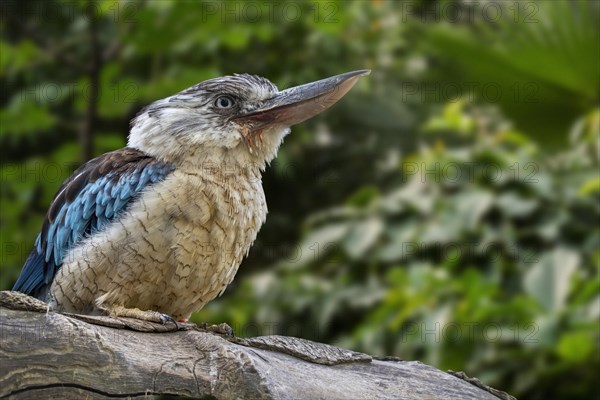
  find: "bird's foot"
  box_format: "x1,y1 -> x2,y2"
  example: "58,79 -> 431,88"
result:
198,322 -> 235,337
105,305 -> 179,329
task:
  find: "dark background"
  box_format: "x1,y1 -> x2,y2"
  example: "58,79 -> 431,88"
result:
1,1 -> 599,399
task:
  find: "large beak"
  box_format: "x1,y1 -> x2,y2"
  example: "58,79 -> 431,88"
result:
233,69 -> 370,129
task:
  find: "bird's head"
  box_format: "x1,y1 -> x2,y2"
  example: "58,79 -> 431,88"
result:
129,70 -> 370,172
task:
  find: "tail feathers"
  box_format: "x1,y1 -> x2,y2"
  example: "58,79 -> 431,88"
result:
12,249 -> 50,301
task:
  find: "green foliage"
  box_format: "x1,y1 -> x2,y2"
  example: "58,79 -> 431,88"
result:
420,0 -> 599,147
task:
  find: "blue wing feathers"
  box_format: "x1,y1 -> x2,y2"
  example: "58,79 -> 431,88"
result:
83,193 -> 95,219
11,250 -> 51,299
12,148 -> 175,299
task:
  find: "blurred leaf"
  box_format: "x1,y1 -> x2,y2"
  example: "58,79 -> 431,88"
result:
343,217 -> 384,259
424,101 -> 475,134
496,192 -> 539,218
524,248 -> 579,312
0,99 -> 56,138
287,222 -> 350,268
0,40 -> 40,76
346,186 -> 380,208
378,222 -> 418,262
556,331 -> 594,363
578,177 -> 600,196
452,190 -> 494,229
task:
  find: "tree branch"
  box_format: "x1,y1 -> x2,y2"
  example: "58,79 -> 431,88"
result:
0,291 -> 515,400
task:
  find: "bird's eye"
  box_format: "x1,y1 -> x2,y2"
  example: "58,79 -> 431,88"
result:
215,95 -> 235,109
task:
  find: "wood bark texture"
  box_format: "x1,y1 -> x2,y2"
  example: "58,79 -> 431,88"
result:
0,291 -> 515,400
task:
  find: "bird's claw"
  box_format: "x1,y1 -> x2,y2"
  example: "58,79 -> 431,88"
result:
158,313 -> 180,328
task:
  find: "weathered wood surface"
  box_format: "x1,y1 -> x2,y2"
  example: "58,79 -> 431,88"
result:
0,291 -> 515,399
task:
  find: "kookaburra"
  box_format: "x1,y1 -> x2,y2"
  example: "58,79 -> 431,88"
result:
12,70 -> 370,324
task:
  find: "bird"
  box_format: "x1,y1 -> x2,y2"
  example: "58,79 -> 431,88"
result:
12,69 -> 370,324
